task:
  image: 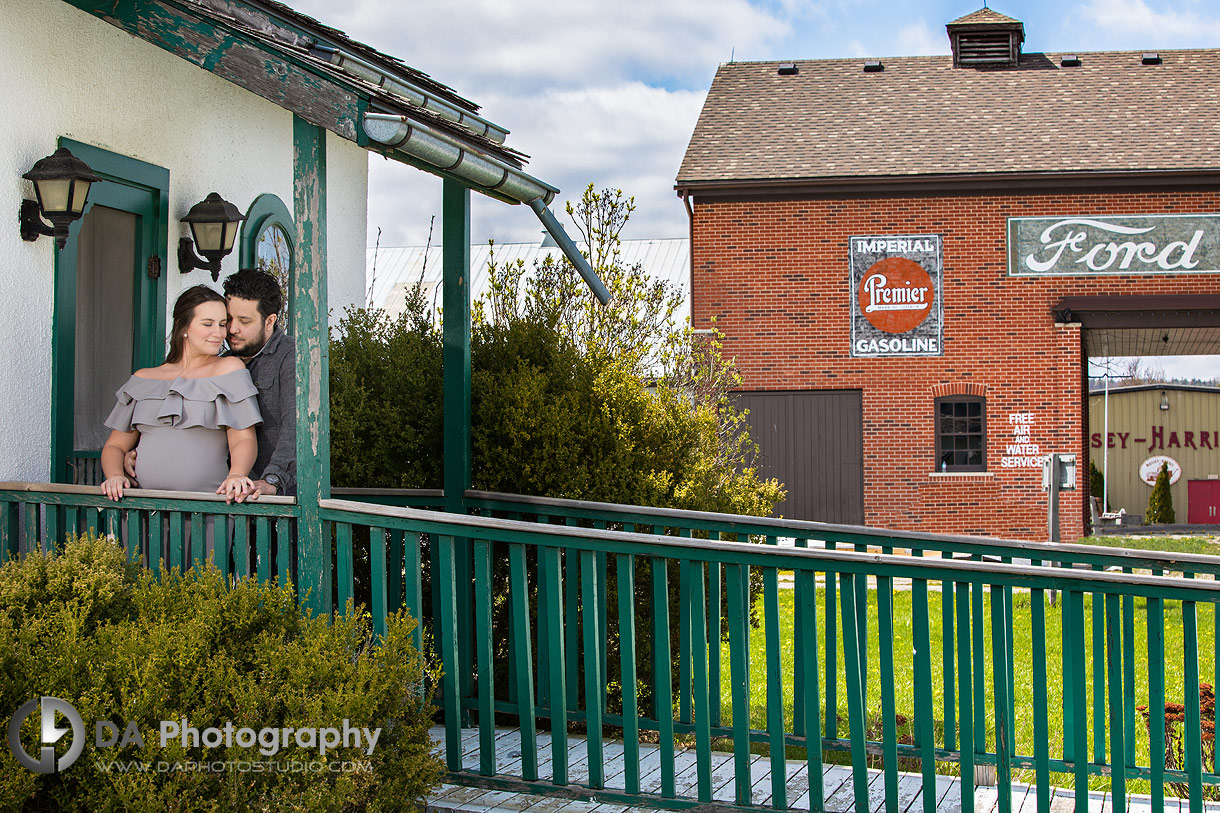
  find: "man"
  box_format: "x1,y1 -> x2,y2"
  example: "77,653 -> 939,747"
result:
221,268 -> 296,500
124,269 -> 295,500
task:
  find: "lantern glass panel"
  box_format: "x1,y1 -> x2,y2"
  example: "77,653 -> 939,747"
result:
37,178 -> 73,213
191,221 -> 227,253
69,179 -> 92,214
221,221 -> 239,252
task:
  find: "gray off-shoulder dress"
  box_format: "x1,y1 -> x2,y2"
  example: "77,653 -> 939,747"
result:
104,369 -> 263,491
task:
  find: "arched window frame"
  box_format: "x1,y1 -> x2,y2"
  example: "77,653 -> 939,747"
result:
238,193 -> 294,327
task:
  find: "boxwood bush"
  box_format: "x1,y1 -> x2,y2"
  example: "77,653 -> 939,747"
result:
0,532 -> 442,812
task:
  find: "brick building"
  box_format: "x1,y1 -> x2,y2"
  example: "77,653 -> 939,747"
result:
675,8 -> 1220,540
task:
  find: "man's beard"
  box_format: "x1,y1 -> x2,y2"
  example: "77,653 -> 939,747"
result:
232,329 -> 270,357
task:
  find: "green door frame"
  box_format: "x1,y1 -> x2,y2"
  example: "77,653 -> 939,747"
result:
50,139 -> 169,483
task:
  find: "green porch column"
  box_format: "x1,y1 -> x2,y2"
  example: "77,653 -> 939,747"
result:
292,115 -> 332,617
442,178 -> 474,725
442,178 -> 471,512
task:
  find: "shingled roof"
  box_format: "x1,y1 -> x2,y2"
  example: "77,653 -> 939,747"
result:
676,48 -> 1220,194
948,8 -> 1022,25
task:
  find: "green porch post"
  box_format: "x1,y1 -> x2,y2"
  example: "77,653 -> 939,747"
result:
442,179 -> 474,724
293,115 -> 332,617
442,178 -> 471,511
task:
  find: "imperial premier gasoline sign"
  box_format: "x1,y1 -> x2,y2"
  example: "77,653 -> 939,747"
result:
850,234 -> 943,357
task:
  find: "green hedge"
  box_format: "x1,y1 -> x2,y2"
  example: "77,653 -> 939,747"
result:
0,533 -> 442,812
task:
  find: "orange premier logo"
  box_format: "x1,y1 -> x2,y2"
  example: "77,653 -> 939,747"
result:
856,257 -> 934,334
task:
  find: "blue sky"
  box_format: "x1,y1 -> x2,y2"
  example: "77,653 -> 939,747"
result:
292,0 -> 1220,378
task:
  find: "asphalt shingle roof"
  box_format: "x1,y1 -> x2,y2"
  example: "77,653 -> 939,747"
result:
676,48 -> 1220,187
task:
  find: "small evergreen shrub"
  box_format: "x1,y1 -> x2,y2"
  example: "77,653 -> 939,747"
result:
1147,462 -> 1176,524
1089,460 -> 1107,512
0,532 -> 442,812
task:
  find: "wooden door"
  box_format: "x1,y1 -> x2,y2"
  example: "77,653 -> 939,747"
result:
733,389 -> 864,523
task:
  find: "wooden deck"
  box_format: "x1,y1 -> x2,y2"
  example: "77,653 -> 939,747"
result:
426,727 -> 1218,813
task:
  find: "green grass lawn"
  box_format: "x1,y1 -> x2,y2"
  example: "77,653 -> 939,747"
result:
713,577 -> 1217,797
1080,534 -> 1220,558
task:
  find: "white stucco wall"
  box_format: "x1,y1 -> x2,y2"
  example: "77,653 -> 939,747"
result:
1,0 -> 368,481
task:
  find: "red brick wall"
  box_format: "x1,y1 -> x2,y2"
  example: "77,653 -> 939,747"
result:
690,189 -> 1220,540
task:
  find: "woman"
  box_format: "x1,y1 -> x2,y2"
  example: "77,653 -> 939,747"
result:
100,285 -> 262,502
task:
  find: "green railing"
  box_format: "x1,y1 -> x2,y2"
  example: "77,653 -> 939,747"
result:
317,493 -> 1220,813
5,482 -> 1219,812
0,482 -> 298,583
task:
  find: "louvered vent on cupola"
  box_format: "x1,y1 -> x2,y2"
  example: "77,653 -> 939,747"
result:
946,7 -> 1025,68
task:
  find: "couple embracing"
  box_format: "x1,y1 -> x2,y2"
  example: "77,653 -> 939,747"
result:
99,269 -> 295,503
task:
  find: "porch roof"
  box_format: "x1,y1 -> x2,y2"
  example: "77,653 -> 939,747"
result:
60,0 -> 558,206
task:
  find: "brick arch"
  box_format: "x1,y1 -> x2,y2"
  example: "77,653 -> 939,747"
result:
931,382 -> 988,398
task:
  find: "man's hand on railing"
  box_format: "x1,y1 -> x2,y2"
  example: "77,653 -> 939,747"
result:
239,479 -> 278,502
100,475 -> 132,501
217,474 -> 255,504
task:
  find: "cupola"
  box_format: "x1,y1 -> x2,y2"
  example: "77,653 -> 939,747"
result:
946,7 -> 1025,68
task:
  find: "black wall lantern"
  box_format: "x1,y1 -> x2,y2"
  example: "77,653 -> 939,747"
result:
178,192 -> 246,281
20,147 -> 100,249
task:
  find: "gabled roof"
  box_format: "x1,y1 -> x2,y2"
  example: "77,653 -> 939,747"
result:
677,48 -> 1220,195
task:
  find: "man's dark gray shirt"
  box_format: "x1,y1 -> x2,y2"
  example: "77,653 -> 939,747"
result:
240,328 -> 296,495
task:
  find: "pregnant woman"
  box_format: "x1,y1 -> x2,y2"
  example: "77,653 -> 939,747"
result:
99,285 -> 262,502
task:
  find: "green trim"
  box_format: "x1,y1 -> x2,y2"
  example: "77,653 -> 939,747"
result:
291,115 -> 331,616
50,139 -> 169,483
61,0 -> 363,142
239,193 -> 294,269
442,179 -> 472,512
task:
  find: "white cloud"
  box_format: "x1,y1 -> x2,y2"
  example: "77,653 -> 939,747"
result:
287,0 -> 790,248
894,21 -> 946,56
1071,0 -> 1220,48
305,0 -> 789,92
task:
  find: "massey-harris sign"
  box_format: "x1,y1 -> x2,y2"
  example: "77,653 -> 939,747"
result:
1008,214 -> 1220,276
850,235 -> 943,357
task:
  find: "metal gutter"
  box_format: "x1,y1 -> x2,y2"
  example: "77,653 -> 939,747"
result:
362,113 -> 611,305
311,44 -> 509,144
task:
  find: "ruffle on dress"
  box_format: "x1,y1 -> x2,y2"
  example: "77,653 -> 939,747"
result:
104,369 -> 262,432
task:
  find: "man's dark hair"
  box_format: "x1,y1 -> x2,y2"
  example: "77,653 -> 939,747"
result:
223,268 -> 284,321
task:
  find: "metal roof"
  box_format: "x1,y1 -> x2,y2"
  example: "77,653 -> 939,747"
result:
367,238 -> 691,324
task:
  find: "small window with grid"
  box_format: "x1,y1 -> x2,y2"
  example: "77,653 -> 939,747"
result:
935,396 -> 986,472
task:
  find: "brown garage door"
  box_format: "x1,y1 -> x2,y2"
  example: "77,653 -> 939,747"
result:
733,390 -> 864,524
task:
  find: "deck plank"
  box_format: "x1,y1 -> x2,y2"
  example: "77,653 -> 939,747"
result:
426,728 -> 1217,812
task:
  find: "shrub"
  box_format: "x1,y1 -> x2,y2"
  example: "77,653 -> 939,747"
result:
1147,462 -> 1176,524
0,532 -> 442,812
1089,460 -> 1107,512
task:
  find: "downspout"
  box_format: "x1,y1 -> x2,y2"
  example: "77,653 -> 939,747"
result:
528,199 -> 611,304
680,189 -> 695,322
362,112 -> 611,304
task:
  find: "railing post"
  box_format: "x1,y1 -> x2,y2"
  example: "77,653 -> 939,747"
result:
292,114 -> 331,618
1184,600 -> 1204,812
839,571 -> 868,813
437,534 -> 463,772
726,562 -> 752,806
616,553 -> 640,795
796,568 -> 823,812
956,580 -> 975,813
1104,592 -> 1126,811
508,543 -> 538,781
